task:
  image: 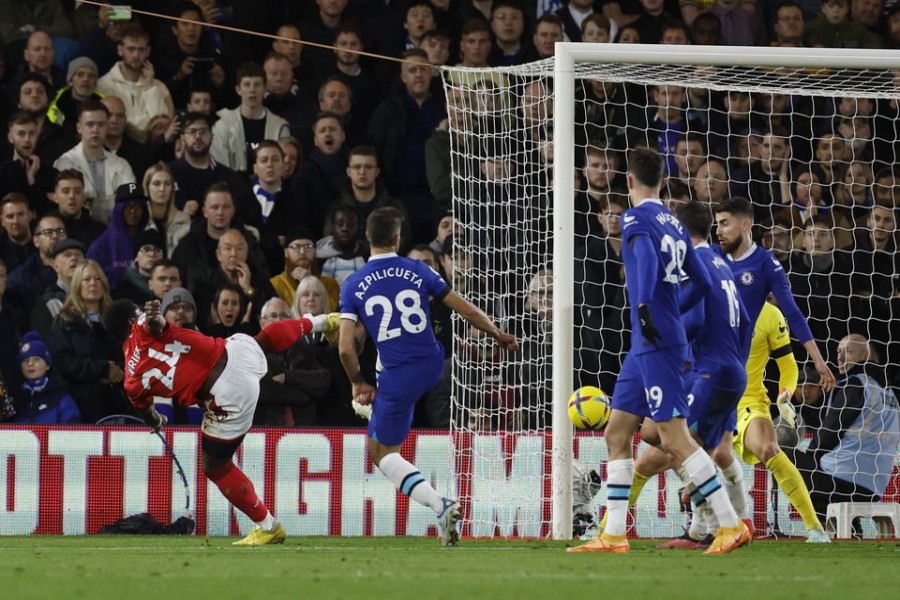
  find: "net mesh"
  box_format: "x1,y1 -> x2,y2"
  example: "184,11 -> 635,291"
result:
441,54 -> 900,539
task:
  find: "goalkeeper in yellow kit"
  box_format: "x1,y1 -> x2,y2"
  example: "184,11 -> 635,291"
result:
600,301 -> 830,544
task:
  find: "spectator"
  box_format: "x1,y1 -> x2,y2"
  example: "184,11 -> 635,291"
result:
47,259 -> 132,423
262,51 -> 310,135
0,192 -> 35,272
298,0 -> 350,74
804,0 -> 882,47
661,18 -> 693,44
255,296 -> 332,426
690,12 -> 722,44
97,23 -> 175,141
5,213 -> 66,313
0,257 -> 26,389
457,19 -> 492,67
0,111 -> 55,215
631,0 -> 676,45
47,169 -> 105,248
614,24 -> 642,42
671,132 -> 706,189
730,125 -> 792,217
247,140 -> 299,247
7,30 -> 66,91
53,100 -> 136,224
368,49 -> 445,245
421,28 -> 452,66
142,162 -> 190,256
86,183 -> 150,289
811,131 -> 849,194
407,243 -> 453,356
532,14 -> 565,59
402,0 -> 437,50
556,0 -> 595,42
12,331 -> 81,424
10,74 -> 72,167
210,62 -> 289,173
29,237 -> 85,342
146,258 -> 182,303
773,1 -> 807,46
272,23 -> 321,97
692,158 -> 729,205
488,1 -> 530,66
291,111 -> 349,238
112,229 -> 167,305
331,145 -> 410,249
160,285 -> 197,328
788,215 -> 853,362
46,56 -> 102,135
576,144 -> 623,237
581,13 -> 612,42
317,206 -> 368,285
850,0 -> 883,31
205,283 -> 256,337
709,0 -> 766,45
154,2 -> 222,109
791,333 -> 900,527
270,226 -> 340,311
278,136 -> 302,182
100,94 -> 167,184
171,183 -> 270,302
834,159 -> 875,225
760,210 -> 797,268
518,267 -> 554,429
191,228 -> 274,331
168,112 -> 253,219
308,77 -> 366,155
75,3 -> 132,76
329,24 -> 380,131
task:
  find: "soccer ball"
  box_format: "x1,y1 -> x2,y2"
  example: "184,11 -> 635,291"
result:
567,386 -> 611,431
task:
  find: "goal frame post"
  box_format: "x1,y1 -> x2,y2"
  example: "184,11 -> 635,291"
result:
550,43 -> 900,540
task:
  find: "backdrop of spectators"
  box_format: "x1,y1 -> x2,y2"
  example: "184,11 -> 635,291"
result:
112,228 -> 167,305
692,158 -> 729,205
0,192 -> 35,272
46,259 -> 132,423
0,256 -> 26,388
160,285 -> 197,328
7,30 -> 66,91
532,14 -> 565,59
581,13 -> 612,42
804,0 -> 882,48
690,12 -> 722,44
154,2 -> 223,109
145,258 -> 182,303
53,100 -> 136,224
0,0 -> 74,46
97,23 -> 175,141
291,111 -> 348,238
204,282 -> 256,337
0,111 -> 55,214
142,162 -> 190,256
489,1 -> 530,66
773,1 -> 806,46
270,226 -> 339,311
248,140 -> 300,256
317,205 -> 367,285
86,182 -> 150,289
458,19 -> 493,68
421,29 -> 451,66
329,24 -> 380,131
11,74 -> 72,169
298,0 -> 350,74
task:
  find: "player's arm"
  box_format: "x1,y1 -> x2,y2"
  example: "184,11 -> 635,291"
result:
337,315 -> 375,404
443,291 -> 518,350
767,261 -> 836,390
142,300 -> 166,336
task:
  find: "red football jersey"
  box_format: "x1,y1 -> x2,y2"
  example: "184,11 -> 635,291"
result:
123,315 -> 227,410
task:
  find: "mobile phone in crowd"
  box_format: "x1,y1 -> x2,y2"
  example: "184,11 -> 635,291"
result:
108,6 -> 133,21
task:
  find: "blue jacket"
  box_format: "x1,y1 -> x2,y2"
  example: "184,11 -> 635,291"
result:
13,375 -> 81,424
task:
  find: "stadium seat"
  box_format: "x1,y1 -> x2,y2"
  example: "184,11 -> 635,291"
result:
825,502 -> 900,539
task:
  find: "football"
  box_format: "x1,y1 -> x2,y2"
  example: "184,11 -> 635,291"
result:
567,386 -> 611,430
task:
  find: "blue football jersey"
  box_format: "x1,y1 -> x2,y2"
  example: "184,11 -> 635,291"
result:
684,244 -> 749,371
339,253 -> 449,369
621,199 -> 709,354
714,243 -> 814,344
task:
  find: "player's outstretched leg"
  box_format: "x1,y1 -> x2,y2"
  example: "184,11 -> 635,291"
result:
204,459 -> 285,546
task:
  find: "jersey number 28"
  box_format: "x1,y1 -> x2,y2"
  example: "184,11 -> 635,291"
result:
365,290 -> 428,342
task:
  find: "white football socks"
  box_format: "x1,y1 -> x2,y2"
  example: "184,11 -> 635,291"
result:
378,452 -> 444,513
719,456 -> 748,520
604,458 -> 634,537
681,448 -> 739,529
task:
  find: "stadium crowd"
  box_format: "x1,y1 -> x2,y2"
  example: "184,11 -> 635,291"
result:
0,0 -> 897,439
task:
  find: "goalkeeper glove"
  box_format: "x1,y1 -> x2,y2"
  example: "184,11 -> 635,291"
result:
637,304 -> 660,348
775,388 -> 797,429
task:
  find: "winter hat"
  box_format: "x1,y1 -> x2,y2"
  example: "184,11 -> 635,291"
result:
67,56 -> 98,82
133,228 -> 166,257
285,225 -> 317,245
161,287 -> 197,314
19,331 -> 52,367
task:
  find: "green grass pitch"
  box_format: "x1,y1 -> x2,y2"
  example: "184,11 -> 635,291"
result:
0,536 -> 896,600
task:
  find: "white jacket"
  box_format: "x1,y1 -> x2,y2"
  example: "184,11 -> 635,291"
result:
210,107 -> 290,172
97,62 -> 174,134
54,142 -> 136,224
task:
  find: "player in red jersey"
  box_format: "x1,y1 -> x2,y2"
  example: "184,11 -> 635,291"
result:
104,298 -> 339,545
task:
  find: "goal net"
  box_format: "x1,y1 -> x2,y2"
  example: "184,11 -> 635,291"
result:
440,45 -> 900,540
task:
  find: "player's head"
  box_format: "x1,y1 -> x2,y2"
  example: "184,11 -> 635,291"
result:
675,201 -> 713,242
625,148 -> 663,196
714,196 -> 754,254
366,207 -> 404,249
103,299 -> 140,345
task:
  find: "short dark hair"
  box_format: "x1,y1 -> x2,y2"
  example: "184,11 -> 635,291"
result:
7,111 -> 37,129
348,145 -> 379,165
715,197 -> 755,221
18,73 -> 51,98
77,99 -> 109,120
626,148 -> 663,188
181,111 -> 213,130
204,182 -> 232,202
367,207 -> 404,247
676,201 -> 713,239
103,299 -> 140,345
236,62 -> 266,85
55,169 -> 85,186
312,110 -> 344,131
405,0 -> 433,17
150,258 -> 180,276
460,18 -> 490,37
254,139 -> 284,160
535,14 -> 563,30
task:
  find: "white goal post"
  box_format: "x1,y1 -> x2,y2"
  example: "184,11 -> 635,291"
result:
441,44 -> 900,542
